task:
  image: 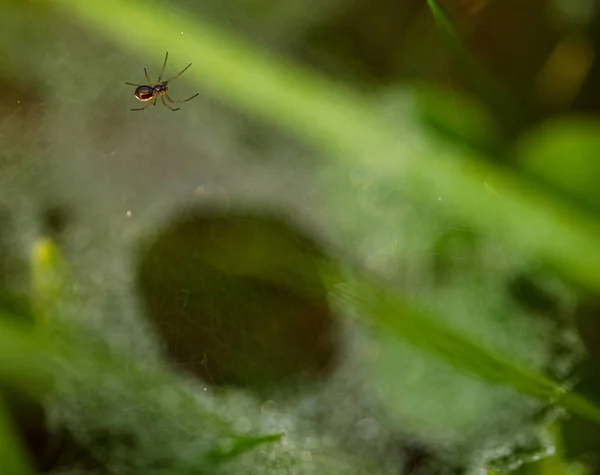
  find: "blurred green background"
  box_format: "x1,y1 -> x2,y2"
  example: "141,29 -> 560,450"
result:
3,0 -> 600,474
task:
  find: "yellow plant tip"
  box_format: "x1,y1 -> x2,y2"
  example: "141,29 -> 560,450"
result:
31,238 -> 59,269
30,237 -> 73,325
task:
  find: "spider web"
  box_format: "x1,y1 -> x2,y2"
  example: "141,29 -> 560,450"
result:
0,1 -> 587,475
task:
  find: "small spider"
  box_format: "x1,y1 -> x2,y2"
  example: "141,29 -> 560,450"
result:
125,52 -> 199,111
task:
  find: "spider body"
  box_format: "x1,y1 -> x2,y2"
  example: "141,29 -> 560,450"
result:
153,83 -> 168,95
126,52 -> 199,112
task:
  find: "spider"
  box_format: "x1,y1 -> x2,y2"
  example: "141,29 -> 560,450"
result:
125,52 -> 199,111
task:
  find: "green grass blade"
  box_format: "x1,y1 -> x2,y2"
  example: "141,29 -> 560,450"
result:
0,396 -> 34,475
328,272 -> 600,423
425,0 -> 523,124
204,432 -> 284,466
426,0 -> 464,51
0,318 -> 55,399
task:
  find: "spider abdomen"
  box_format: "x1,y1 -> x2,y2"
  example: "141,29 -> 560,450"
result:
134,85 -> 155,101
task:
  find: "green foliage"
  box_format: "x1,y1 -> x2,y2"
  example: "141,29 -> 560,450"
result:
517,117 -> 600,213
1,0 -> 600,474
0,396 -> 34,475
0,317 -> 54,400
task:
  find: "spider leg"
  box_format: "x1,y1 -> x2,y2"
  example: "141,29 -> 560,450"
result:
157,52 -> 169,82
131,98 -> 155,111
144,68 -> 152,84
164,63 -> 192,84
125,82 -> 143,86
161,95 -> 180,111
165,92 -> 199,103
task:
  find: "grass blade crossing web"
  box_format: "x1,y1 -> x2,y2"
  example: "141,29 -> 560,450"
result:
48,0 -> 600,293
323,267 -> 600,424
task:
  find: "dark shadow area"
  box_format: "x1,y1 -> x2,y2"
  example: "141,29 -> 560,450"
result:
135,206 -> 338,392
42,204 -> 73,241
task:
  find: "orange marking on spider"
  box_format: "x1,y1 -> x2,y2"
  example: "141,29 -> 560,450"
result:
125,52 -> 199,111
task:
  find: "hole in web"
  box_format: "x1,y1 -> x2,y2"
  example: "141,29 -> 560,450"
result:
135,205 -> 339,392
